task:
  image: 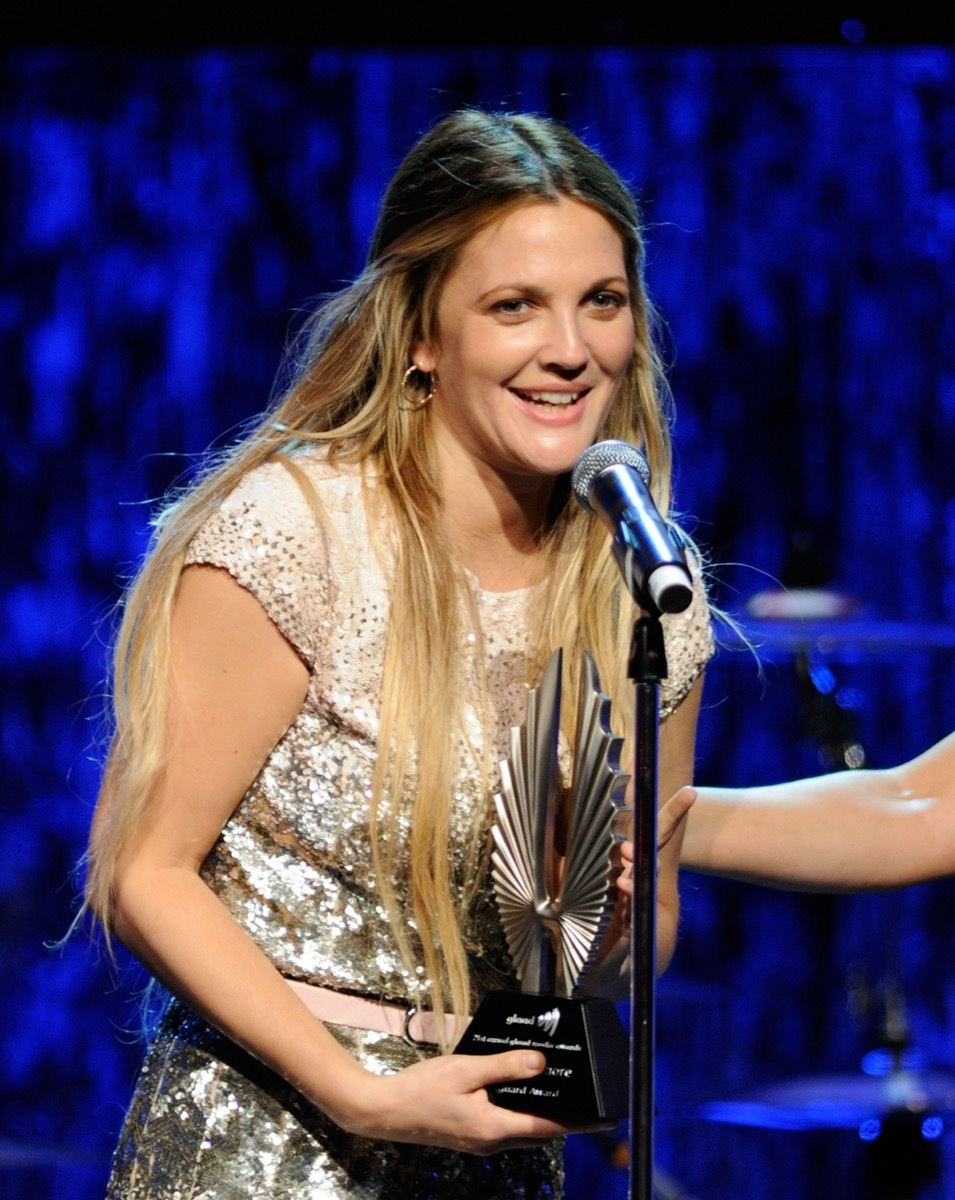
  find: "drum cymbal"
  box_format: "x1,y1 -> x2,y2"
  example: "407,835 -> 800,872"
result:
695,1069 -> 955,1131
724,617 -> 955,655
725,589 -> 955,653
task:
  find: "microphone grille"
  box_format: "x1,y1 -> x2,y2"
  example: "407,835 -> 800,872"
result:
571,440 -> 651,515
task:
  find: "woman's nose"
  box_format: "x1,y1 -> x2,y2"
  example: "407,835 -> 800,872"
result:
540,311 -> 588,376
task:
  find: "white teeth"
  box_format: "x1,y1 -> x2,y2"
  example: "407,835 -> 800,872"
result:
516,390 -> 581,406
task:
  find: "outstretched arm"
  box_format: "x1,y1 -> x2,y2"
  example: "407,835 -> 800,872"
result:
102,565 -> 607,1153
680,732 -> 955,890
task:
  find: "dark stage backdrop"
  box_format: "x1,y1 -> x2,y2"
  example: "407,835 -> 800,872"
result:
2,47 -> 953,1200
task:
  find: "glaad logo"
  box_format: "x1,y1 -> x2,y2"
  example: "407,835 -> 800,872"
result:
536,1008 -> 561,1037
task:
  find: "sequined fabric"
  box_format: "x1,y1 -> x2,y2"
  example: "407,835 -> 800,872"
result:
106,454 -> 713,1199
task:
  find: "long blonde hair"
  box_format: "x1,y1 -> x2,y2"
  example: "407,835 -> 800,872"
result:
87,110 -> 674,1043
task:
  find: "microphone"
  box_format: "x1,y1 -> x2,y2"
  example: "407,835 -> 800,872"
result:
571,440 -> 693,614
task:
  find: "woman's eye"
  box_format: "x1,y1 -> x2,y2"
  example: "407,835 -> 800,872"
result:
589,291 -> 626,310
493,298 -> 530,315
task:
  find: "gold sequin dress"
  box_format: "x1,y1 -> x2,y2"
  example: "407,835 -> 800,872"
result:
105,454 -> 713,1199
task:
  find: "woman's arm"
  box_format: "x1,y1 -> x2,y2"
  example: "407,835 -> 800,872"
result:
680,732 -> 955,890
105,565 -> 604,1153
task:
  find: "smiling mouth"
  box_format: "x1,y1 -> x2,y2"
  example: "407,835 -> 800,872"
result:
511,388 -> 588,408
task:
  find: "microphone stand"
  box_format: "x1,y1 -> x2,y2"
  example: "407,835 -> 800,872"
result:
628,611 -> 667,1200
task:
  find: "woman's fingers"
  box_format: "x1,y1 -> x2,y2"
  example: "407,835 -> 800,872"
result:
460,1048 -> 547,1087
615,786 -> 697,897
658,785 -> 697,849
448,1051 -> 616,1145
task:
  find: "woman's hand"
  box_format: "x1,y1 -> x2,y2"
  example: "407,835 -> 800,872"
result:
615,785 -> 697,899
335,1050 -> 611,1154
659,784 -> 697,852
583,663 -> 704,997
582,787 -> 697,998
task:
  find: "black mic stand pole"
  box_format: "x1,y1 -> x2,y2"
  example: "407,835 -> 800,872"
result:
628,611 -> 667,1200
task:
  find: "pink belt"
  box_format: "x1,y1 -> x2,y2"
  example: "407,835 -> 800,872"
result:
287,980 -> 464,1047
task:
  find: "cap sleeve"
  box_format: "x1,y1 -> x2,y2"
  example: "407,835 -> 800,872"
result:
184,461 -> 325,668
659,558 -> 714,719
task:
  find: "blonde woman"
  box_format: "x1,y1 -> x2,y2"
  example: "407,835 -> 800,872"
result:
88,110 -> 712,1197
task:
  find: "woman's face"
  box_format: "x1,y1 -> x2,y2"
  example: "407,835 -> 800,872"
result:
414,197 -> 635,493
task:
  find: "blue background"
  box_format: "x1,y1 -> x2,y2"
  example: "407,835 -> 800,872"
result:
2,45 -> 954,1198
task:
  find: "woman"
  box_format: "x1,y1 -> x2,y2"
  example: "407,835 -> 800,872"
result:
679,732 -> 955,889
87,110 -> 712,1197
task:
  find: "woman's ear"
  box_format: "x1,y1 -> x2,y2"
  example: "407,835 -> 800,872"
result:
410,338 -> 438,374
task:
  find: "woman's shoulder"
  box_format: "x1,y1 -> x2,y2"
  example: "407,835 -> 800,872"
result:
188,447 -> 386,584
214,449 -> 367,524
188,450 -> 385,562
183,451 -> 376,667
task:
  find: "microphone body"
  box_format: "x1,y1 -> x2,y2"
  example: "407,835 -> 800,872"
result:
572,441 -> 693,614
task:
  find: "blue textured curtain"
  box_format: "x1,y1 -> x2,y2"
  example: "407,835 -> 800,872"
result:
2,48 -> 953,1199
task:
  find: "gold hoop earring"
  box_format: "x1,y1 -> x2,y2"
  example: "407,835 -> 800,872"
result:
399,364 -> 435,411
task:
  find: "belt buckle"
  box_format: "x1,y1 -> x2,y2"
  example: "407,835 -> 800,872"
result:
402,1004 -> 428,1047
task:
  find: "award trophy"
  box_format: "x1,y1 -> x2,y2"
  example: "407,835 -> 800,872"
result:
455,648 -> 630,1119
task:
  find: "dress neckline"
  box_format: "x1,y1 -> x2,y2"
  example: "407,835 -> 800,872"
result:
461,564 -> 550,601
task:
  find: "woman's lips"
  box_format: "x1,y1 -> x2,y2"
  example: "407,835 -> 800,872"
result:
510,387 -> 590,408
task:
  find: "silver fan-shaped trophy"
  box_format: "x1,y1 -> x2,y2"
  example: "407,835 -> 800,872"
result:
456,648 -> 631,1119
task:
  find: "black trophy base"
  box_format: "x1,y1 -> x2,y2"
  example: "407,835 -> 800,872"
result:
454,991 -> 629,1119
